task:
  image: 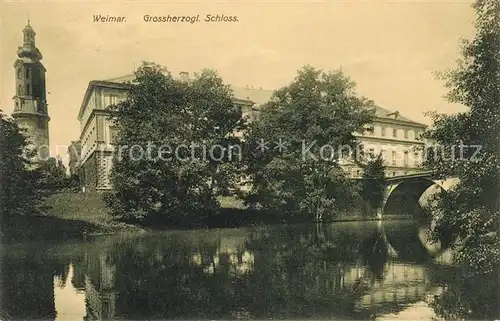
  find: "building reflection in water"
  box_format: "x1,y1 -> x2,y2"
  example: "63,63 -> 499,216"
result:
1,221 -> 458,320
54,264 -> 86,321
0,244 -> 69,321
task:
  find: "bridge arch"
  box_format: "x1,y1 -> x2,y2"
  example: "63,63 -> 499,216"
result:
380,177 -> 451,218
379,221 -> 446,262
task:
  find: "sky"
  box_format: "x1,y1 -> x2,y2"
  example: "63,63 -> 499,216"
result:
1,0 -> 476,164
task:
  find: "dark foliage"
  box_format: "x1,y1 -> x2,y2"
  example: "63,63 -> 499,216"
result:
0,110 -> 39,219
243,66 -> 374,221
105,62 -> 245,226
360,153 -> 386,215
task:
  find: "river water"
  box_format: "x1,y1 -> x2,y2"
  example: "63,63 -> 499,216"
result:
0,220 -> 493,320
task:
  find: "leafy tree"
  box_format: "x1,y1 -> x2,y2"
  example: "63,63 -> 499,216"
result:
244,66 -> 374,221
105,62 -> 245,226
36,156 -> 69,192
424,0 -> 499,318
360,153 -> 386,215
0,111 -> 38,219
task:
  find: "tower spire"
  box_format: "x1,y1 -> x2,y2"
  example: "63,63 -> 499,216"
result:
18,21 -> 42,61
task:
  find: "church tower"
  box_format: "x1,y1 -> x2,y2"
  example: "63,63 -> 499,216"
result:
12,21 -> 50,161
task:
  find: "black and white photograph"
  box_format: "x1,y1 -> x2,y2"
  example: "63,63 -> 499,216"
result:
1,0 -> 499,320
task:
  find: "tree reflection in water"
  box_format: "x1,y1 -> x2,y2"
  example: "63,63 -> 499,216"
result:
1,221 -> 498,320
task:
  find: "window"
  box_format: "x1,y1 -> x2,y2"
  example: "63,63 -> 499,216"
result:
393,128 -> 397,138
109,94 -> 117,105
26,85 -> 31,95
33,68 -> 41,84
404,130 -> 408,139
26,68 -> 30,79
392,151 -> 397,165
109,126 -> 118,144
381,127 -> 386,137
403,151 -> 409,167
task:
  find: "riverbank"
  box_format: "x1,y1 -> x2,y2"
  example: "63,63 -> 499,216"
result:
1,192 -> 414,243
1,192 -> 144,244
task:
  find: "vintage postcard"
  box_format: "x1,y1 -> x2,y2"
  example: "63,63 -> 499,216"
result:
1,0 -> 499,320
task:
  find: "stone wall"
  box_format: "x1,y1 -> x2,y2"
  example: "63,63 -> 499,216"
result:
16,115 -> 50,161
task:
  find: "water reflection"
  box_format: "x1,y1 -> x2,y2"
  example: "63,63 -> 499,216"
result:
0,221 -> 496,320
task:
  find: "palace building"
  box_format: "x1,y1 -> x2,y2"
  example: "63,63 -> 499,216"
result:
341,107 -> 428,178
77,72 -> 427,191
77,73 -> 268,191
12,21 -> 50,162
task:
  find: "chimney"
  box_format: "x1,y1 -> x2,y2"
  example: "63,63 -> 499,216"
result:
179,71 -> 189,82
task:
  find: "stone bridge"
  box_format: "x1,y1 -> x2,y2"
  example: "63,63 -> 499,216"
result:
377,171 -> 459,218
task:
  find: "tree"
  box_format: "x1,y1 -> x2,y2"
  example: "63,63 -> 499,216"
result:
105,62 -> 245,226
0,111 -> 38,219
36,157 -> 69,192
424,0 -> 499,318
244,66 -> 374,221
360,153 -> 386,215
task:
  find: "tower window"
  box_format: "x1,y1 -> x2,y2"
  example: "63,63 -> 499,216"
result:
26,68 -> 30,79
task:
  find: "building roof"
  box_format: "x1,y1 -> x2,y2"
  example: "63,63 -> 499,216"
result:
369,106 -> 426,127
78,73 -> 425,128
103,73 -> 274,106
230,86 -> 274,106
104,74 -> 135,83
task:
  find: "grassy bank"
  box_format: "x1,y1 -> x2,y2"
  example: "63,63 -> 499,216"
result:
1,192 -> 144,244
2,192 -> 410,243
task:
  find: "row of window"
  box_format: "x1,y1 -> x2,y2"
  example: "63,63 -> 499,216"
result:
367,126 -> 423,140
81,127 -> 96,160
366,148 -> 421,167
